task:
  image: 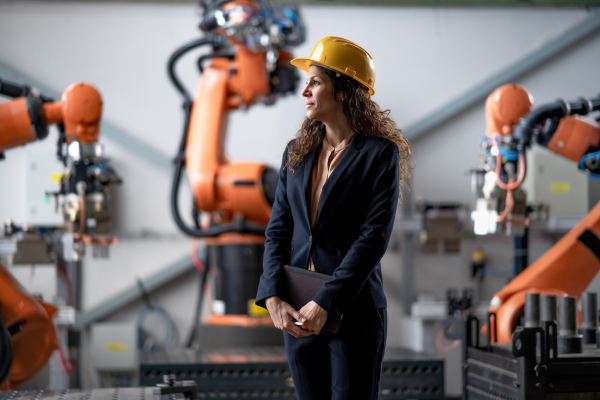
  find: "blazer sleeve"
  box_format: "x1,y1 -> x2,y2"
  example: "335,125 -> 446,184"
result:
255,144 -> 294,308
313,141 -> 400,319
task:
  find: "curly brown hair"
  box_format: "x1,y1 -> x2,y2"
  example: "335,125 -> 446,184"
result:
286,66 -> 412,199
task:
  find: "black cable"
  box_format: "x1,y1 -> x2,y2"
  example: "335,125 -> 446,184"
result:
56,125 -> 68,166
513,101 -> 568,151
197,53 -> 235,73
167,31 -> 267,238
167,36 -> 213,105
135,277 -> 154,309
168,34 -> 205,173
0,317 -> 14,386
168,38 -> 265,237
0,78 -> 30,98
192,201 -> 202,229
515,94 -> 600,151
170,159 -> 267,237
135,278 -> 175,350
185,260 -> 211,348
591,93 -> 600,111
108,166 -> 124,185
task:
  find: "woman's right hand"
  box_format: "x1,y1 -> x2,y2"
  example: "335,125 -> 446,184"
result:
265,296 -> 313,338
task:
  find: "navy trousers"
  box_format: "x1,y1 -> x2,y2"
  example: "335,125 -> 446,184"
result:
284,308 -> 387,400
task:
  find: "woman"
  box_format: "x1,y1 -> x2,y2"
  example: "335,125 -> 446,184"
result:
255,36 -> 411,400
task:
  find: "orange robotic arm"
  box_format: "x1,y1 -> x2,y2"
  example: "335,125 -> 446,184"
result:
0,79 -> 102,156
0,265 -> 59,389
0,80 -> 113,388
186,47 -> 277,227
479,85 -> 600,341
169,0 -> 304,238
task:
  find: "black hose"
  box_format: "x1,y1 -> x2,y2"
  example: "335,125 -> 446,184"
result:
514,93 -> 600,150
0,78 -> 30,98
170,159 -> 266,237
167,37 -> 213,105
168,34 -> 266,237
185,261 -> 210,348
197,53 -> 235,73
513,101 -> 568,151
0,317 -> 14,386
569,95 -> 600,115
591,93 -> 600,111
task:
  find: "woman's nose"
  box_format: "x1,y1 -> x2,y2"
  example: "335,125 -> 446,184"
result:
301,84 -> 310,97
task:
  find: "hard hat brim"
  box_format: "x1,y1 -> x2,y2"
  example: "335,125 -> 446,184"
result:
290,57 -> 313,72
290,57 -> 375,96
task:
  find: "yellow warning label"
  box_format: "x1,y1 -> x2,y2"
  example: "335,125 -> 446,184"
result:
51,173 -> 62,183
550,182 -> 570,193
248,299 -> 270,317
105,342 -> 126,352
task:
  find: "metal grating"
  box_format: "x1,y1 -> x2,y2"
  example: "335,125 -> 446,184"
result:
140,346 -> 444,399
0,388 -> 166,400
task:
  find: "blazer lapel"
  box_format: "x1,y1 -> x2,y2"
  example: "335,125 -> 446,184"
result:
302,146 -> 319,198
315,134 -> 366,225
296,145 -> 319,227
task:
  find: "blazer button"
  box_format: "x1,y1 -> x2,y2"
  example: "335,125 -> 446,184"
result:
291,246 -> 294,251
308,235 -> 312,243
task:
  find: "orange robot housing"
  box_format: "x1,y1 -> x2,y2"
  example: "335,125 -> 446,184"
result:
482,86 -> 600,342
0,264 -> 58,389
0,81 -> 104,387
0,82 -> 102,155
485,84 -> 533,138
186,47 -> 275,227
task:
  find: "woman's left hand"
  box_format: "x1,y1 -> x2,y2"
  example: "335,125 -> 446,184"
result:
298,301 -> 328,335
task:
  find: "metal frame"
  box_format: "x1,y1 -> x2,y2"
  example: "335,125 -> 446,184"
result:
463,315 -> 600,399
140,347 -> 444,399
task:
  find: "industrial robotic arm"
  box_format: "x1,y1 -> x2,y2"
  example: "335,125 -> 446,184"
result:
167,0 -> 304,326
169,0 -> 305,239
472,84 -> 600,342
0,78 -> 119,251
0,78 -> 53,154
0,78 -> 101,155
0,79 -> 119,388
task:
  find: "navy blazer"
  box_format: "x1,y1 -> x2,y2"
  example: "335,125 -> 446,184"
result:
255,133 -> 399,320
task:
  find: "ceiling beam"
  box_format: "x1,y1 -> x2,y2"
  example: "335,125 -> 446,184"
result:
403,6 -> 600,141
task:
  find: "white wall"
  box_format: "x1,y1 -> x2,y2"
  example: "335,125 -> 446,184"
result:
1,2 -> 600,394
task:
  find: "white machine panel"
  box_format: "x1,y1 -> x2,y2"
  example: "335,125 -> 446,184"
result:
522,150 -> 589,218
91,322 -> 138,370
26,152 -> 63,226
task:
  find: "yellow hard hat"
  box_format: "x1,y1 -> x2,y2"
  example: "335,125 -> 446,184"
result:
291,36 -> 376,95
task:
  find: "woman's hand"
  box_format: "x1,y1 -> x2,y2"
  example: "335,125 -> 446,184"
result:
298,301 -> 328,335
265,296 -> 314,338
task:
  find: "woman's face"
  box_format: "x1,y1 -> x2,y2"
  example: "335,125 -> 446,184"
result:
301,65 -> 343,122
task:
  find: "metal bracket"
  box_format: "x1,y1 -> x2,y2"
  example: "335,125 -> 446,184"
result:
153,374 -> 197,399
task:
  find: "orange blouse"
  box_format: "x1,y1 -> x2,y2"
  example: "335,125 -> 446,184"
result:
307,134 -> 354,271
